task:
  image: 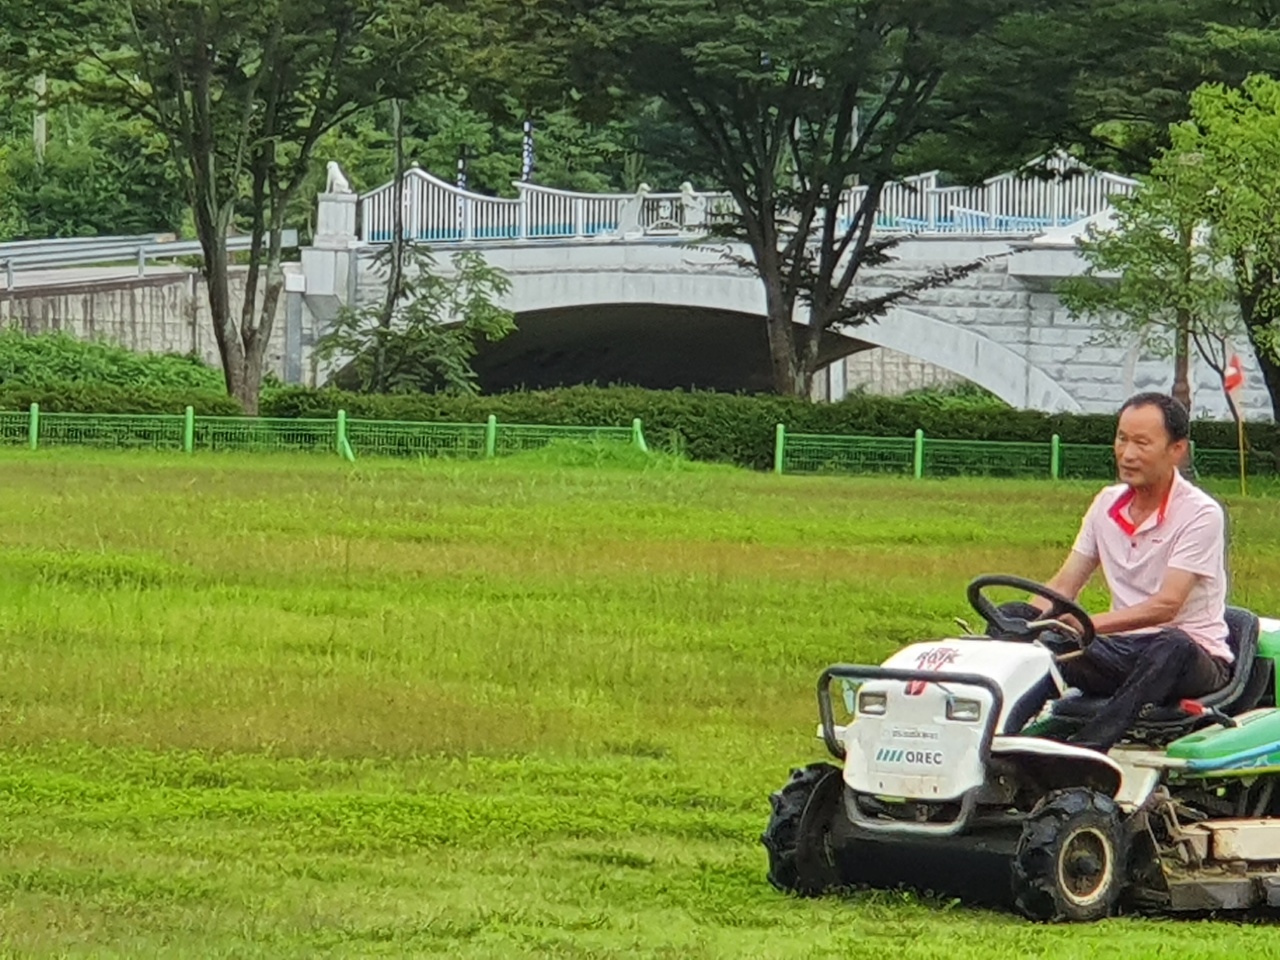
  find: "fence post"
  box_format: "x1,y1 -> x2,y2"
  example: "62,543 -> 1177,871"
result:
631,417 -> 649,454
485,414 -> 497,458
337,409 -> 348,458
184,406 -> 195,454
1050,433 -> 1061,480
913,428 -> 924,479
774,423 -> 786,474
28,402 -> 38,451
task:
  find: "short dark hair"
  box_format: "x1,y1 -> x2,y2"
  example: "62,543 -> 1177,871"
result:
1119,392 -> 1190,443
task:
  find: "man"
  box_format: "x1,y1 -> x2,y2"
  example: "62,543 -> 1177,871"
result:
1005,392 -> 1231,751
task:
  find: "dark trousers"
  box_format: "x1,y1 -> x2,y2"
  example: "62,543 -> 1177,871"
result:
996,602 -> 1230,750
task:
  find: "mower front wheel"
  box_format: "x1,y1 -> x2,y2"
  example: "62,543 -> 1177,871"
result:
1012,787 -> 1127,922
761,763 -> 844,896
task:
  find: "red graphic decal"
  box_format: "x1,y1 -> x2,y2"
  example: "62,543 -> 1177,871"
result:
905,647 -> 960,696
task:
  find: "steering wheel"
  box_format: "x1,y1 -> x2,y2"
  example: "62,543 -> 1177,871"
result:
966,574 -> 1097,649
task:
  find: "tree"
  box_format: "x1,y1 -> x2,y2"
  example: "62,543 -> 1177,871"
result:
1057,151 -> 1239,415
1034,0 -> 1280,173
17,0 -> 487,413
581,0 -> 1116,396
1059,75 -> 1280,444
315,245 -> 515,395
0,100 -> 186,240
1173,75 -> 1280,420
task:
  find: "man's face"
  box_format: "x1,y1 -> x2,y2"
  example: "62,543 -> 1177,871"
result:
1114,403 -> 1184,488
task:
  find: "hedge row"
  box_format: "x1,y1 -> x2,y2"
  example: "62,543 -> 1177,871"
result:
3,382 -> 1270,472
0,383 -> 243,417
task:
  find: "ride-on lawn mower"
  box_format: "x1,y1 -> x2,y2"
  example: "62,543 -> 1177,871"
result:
762,575 -> 1280,920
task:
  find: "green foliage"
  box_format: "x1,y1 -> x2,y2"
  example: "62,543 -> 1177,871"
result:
8,376 -> 1277,466
259,384 -> 1280,470
1057,160 -> 1239,357
0,329 -> 224,391
1070,1 -> 1280,172
1176,78 -> 1280,328
898,382 -> 1008,411
0,381 -> 241,414
18,0 -> 502,412
0,103 -> 185,241
580,0 -> 1107,395
316,246 -> 516,395
1057,73 -> 1280,422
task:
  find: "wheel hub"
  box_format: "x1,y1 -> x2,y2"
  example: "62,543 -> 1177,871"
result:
1057,827 -> 1113,908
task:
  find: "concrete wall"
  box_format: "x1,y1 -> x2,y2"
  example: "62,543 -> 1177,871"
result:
842,348 -> 964,397
0,269 -> 299,381
848,249 -> 1274,421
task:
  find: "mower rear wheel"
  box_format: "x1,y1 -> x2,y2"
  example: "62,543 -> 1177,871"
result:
761,763 -> 843,896
1012,788 -> 1126,922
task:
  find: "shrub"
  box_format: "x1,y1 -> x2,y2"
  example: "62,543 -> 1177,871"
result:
0,382 -> 241,416
260,385 -> 1280,470
0,329 -> 224,391
4,379 -> 1276,471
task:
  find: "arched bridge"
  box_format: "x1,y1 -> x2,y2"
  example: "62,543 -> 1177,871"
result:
292,159 -> 1272,420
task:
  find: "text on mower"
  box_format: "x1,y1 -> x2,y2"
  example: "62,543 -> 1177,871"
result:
875,748 -> 945,765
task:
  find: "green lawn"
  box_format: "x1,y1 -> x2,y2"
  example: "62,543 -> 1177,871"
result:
2,448 -> 1280,958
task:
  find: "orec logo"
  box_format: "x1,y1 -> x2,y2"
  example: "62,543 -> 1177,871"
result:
875,748 -> 944,766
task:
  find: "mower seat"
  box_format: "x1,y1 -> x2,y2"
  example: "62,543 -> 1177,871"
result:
1050,607 -> 1262,737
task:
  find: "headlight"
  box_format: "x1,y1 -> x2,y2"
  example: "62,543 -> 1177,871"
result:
946,697 -> 982,722
858,691 -> 887,715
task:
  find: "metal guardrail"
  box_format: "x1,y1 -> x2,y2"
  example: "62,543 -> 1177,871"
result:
0,231 -> 299,290
357,153 -> 1139,245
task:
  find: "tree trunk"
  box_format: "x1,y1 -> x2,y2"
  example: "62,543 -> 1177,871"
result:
232,273 -> 284,416
762,272 -> 803,395
1172,308 -> 1191,410
1236,270 -> 1280,421
195,206 -> 245,405
374,98 -> 407,393
1244,315 -> 1280,422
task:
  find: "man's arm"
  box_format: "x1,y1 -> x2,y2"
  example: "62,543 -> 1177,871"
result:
1030,551 -> 1098,613
1089,568 -> 1198,634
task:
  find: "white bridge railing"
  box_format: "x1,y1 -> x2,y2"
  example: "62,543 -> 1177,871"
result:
358,155 -> 1137,245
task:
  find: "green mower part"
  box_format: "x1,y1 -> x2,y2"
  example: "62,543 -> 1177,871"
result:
1167,709 -> 1280,771
1260,623 -> 1280,668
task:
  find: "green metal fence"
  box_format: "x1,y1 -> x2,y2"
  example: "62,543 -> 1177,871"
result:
1,402 -> 1271,479
776,425 -> 1272,480
3,403 -> 651,463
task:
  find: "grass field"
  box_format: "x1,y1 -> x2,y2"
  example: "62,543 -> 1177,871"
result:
4,446 -> 1280,958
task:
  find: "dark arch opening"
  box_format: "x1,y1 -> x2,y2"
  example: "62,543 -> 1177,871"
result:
473,303 -> 870,393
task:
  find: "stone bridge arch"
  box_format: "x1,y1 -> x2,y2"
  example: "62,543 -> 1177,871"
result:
469,264 -> 1079,410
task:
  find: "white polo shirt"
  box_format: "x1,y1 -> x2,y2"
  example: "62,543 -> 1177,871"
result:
1071,471 -> 1232,663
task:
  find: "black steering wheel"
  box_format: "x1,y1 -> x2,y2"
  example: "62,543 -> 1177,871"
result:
966,574 -> 1097,649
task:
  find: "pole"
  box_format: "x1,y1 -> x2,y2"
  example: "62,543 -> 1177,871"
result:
485,414 -> 497,459
184,406 -> 195,454
1231,396 -> 1247,497
28,402 -> 38,451
34,73 -> 47,165
1238,417 -> 1248,497
913,429 -> 925,479
631,418 -> 648,453
1050,433 -> 1061,480
774,423 -> 785,474
521,119 -> 535,183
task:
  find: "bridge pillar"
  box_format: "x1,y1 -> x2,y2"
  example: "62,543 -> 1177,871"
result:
299,183 -> 360,384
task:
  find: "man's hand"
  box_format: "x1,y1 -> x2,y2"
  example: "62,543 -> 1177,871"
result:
1050,612 -> 1086,638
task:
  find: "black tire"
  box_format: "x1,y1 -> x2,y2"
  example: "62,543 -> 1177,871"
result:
1012,788 -> 1127,922
761,763 -> 842,896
